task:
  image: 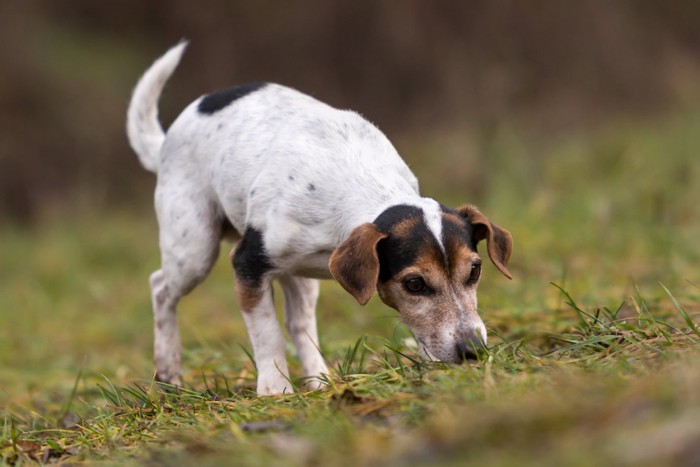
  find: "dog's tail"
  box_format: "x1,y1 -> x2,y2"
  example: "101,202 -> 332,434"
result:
126,41 -> 188,173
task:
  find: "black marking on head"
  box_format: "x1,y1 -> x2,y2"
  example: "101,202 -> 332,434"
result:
374,205 -> 438,282
441,205 -> 479,253
441,214 -> 474,273
232,227 -> 273,288
198,82 -> 267,115
307,183 -> 316,191
440,207 -> 476,251
374,205 -> 423,232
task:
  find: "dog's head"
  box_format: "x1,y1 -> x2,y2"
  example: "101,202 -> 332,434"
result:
329,201 -> 512,363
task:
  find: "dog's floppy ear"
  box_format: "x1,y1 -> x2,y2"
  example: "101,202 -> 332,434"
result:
456,204 -> 513,279
329,223 -> 389,305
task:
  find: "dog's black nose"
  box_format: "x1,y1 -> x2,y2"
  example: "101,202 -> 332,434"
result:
455,341 -> 482,361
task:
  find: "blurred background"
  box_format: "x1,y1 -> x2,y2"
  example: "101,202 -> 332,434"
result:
2,0 -> 700,222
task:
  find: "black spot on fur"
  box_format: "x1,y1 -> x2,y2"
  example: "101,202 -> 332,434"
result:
198,82 -> 267,115
307,183 -> 316,191
288,175 -> 295,181
232,227 -> 273,288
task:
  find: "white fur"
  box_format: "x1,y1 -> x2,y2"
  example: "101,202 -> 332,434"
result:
418,198 -> 445,253
127,43 -> 475,395
239,281 -> 291,394
127,41 -> 187,173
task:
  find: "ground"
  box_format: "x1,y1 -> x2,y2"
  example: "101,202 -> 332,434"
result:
1,109 -> 699,465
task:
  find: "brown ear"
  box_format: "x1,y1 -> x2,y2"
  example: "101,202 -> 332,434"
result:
456,204 -> 513,279
329,223 -> 389,305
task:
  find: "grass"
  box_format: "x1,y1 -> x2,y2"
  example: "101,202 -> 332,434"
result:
1,107 -> 700,465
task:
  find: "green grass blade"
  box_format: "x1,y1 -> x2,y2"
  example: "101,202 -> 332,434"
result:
59,366 -> 83,422
660,282 -> 700,338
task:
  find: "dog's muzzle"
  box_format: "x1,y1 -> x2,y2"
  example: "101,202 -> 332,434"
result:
455,325 -> 487,361
455,340 -> 482,361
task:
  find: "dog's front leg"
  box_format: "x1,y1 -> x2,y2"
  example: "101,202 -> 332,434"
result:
236,278 -> 292,395
279,275 -> 329,390
232,227 -> 292,395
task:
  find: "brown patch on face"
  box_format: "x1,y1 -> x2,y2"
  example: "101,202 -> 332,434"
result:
442,215 -> 469,265
441,211 -> 468,230
412,248 -> 449,288
390,216 -> 422,239
445,244 -> 477,279
441,214 -> 481,281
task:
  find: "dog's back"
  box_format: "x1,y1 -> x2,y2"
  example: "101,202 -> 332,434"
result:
128,43 -> 420,257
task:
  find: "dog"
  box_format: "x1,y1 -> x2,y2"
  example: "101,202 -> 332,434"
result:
126,42 -> 512,395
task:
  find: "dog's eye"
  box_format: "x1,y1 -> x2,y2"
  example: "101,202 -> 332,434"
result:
467,262 -> 482,285
403,276 -> 428,294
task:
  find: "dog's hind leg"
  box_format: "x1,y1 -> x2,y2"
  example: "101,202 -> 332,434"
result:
232,228 -> 291,395
149,268 -> 184,386
279,275 -> 329,390
151,187 -> 222,386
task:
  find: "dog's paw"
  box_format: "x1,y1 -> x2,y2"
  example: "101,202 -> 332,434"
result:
155,371 -> 182,387
257,374 -> 294,396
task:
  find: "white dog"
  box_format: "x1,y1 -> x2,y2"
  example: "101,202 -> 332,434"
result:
127,42 -> 512,395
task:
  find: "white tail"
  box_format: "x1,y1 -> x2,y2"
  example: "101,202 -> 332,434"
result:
126,41 -> 188,173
